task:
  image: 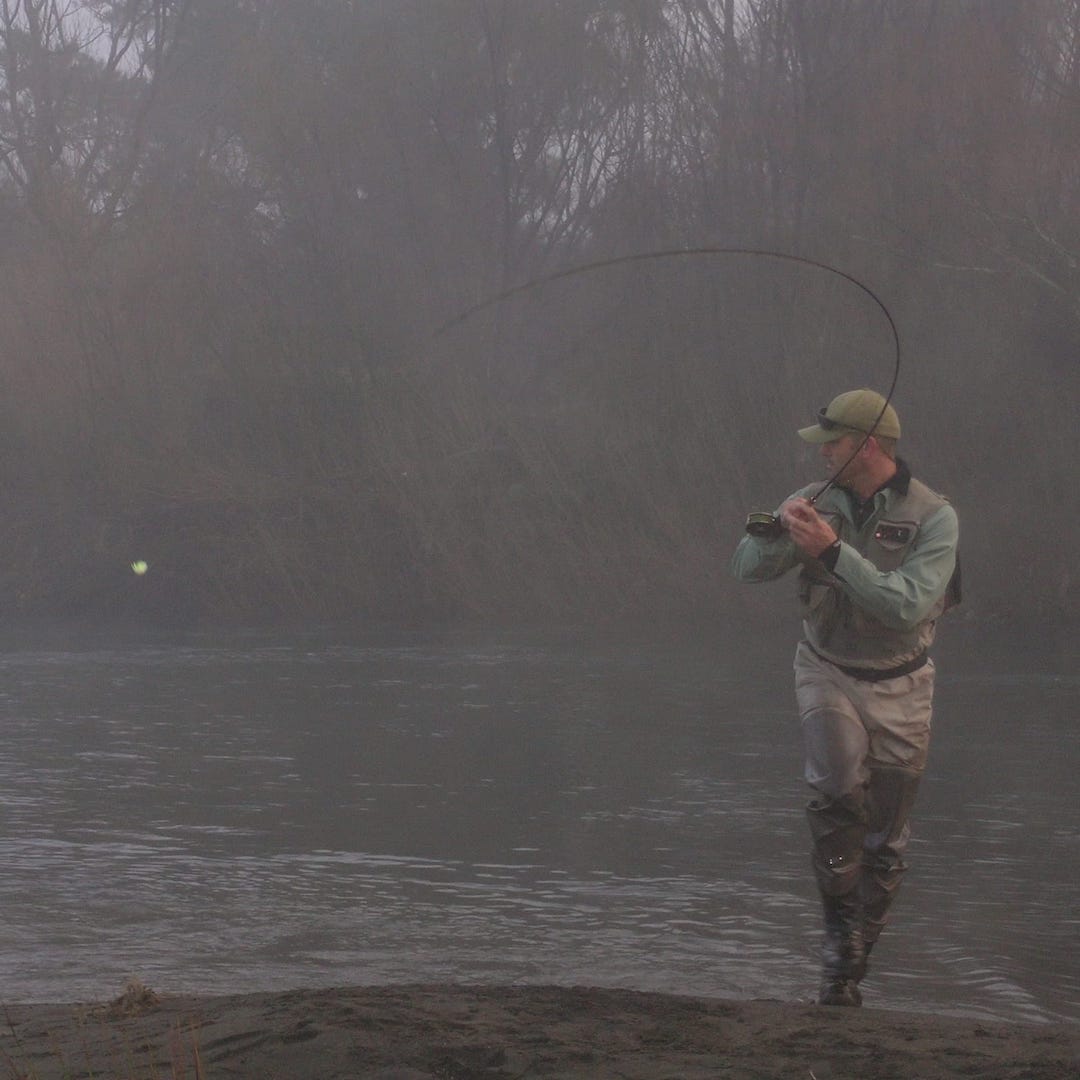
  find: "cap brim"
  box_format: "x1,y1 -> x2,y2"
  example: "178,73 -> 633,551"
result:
798,423 -> 850,443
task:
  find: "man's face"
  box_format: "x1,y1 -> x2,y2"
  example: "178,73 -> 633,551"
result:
820,432 -> 864,484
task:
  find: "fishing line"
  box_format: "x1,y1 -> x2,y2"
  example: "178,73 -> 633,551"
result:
436,247 -> 901,532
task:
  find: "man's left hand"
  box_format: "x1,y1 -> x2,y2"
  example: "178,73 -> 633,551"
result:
779,498 -> 837,559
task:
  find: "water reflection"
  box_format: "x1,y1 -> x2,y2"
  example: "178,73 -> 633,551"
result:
0,622 -> 1074,1025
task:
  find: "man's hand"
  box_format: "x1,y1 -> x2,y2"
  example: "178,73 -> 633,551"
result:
779,498 -> 838,559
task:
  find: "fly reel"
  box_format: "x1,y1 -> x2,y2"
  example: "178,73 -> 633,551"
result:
745,512 -> 785,539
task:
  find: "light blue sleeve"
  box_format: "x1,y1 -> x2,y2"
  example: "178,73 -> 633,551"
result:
730,483 -> 825,584
730,531 -> 801,583
831,504 -> 959,629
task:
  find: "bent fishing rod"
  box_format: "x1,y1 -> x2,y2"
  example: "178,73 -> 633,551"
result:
436,247 -> 901,538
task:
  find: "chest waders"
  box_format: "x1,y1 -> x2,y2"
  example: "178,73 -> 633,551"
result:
799,480 -> 951,1007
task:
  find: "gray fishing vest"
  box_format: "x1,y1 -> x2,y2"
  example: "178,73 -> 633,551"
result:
797,477 -> 957,668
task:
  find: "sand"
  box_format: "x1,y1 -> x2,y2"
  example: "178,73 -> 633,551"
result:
1,982 -> 1075,1079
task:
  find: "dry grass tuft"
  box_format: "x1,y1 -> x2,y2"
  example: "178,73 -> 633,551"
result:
103,977 -> 162,1020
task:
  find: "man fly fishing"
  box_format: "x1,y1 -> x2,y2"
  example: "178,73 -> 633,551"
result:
730,389 -> 960,1007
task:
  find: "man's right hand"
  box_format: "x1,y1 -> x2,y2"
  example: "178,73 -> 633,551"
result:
781,498 -> 838,559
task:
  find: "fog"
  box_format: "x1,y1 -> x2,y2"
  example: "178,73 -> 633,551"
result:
0,0 -> 1075,626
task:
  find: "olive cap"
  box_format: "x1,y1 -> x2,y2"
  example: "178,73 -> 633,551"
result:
798,388 -> 901,443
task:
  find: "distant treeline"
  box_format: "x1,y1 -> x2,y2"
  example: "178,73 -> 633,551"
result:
0,1 -> 1075,623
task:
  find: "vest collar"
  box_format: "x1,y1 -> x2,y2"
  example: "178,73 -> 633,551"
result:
847,458 -> 910,527
887,457 -> 911,496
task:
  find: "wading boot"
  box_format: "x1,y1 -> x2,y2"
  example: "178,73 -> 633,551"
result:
858,855 -> 904,978
818,890 -> 866,1006
857,765 -> 923,983
807,791 -> 868,1007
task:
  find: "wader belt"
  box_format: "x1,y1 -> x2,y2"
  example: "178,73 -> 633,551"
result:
809,645 -> 928,683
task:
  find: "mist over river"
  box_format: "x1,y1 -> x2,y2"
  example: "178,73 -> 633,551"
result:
0,619 -> 1074,1025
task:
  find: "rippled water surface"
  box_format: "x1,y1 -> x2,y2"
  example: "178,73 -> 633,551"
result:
0,620 -> 1075,1024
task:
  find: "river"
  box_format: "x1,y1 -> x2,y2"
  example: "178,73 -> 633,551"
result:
0,618 -> 1074,1025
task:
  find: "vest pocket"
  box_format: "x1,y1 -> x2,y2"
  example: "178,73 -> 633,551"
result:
798,578 -> 833,613
870,518 -> 918,569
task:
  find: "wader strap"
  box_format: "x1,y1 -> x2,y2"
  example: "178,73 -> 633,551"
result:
808,644 -> 928,683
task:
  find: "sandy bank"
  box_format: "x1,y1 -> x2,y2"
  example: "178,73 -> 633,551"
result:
1,983 -> 1076,1079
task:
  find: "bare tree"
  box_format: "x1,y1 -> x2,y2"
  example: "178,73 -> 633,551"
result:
0,0 -> 192,247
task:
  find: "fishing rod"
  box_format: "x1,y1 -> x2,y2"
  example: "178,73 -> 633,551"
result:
436,247 -> 901,539
738,256 -> 900,538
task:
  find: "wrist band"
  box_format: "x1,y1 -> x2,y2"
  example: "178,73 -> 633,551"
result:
820,539 -> 842,571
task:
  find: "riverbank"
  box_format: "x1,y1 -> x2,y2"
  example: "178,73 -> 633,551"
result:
2,982 -> 1076,1079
